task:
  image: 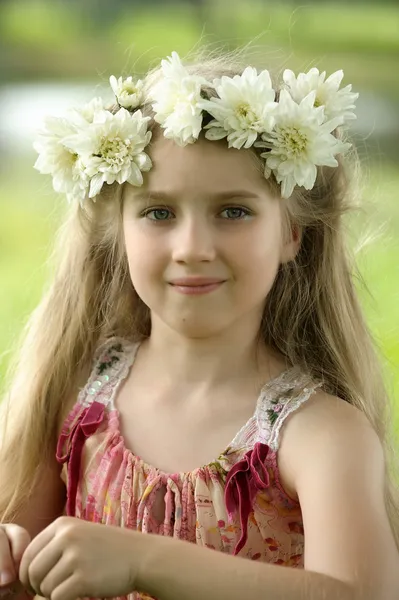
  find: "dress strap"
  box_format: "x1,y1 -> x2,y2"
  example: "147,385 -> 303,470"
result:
77,336 -> 139,410
56,337 -> 139,513
56,337 -> 138,463
257,368 -> 323,452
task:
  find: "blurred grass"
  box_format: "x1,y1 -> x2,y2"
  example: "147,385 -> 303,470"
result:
1,1 -> 399,101
0,157 -> 398,436
0,0 -> 82,50
0,0 -> 397,438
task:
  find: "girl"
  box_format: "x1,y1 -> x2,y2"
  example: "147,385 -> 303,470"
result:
0,50 -> 398,600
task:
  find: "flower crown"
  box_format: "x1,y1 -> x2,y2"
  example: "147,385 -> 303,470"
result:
34,52 -> 358,204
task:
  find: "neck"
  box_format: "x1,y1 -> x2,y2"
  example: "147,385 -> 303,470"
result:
139,314 -> 288,390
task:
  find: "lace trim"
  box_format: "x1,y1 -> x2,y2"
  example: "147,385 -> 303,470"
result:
77,336 -> 138,410
226,368 -> 323,454
257,371 -> 323,452
77,338 -> 323,455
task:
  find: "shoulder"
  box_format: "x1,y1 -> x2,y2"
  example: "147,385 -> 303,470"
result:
56,336 -> 138,437
280,387 -> 380,459
276,389 -> 399,597
276,388 -> 381,499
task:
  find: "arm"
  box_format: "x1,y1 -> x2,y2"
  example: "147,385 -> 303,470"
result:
136,393 -> 399,600
4,455 -> 67,539
1,368 -> 90,540
0,386 -> 72,600
0,454 -> 66,600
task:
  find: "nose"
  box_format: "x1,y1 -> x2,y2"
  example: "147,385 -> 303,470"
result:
171,216 -> 216,264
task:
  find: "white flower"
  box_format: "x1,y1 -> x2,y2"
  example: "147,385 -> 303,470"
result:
62,108 -> 152,198
67,97 -> 105,129
33,115 -> 89,205
149,51 -> 208,146
110,75 -> 144,109
200,67 -> 277,149
159,50 -> 188,81
283,68 -> 358,124
62,156 -> 90,205
256,90 -> 351,199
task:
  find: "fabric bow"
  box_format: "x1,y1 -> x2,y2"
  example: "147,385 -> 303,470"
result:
56,401 -> 105,516
224,441 -> 270,555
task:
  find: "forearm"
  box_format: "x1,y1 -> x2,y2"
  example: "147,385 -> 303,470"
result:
136,533 -> 359,600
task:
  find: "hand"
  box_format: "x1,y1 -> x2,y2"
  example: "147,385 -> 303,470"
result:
0,524 -> 31,590
19,517 -> 145,600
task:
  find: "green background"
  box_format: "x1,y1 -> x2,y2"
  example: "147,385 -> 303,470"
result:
0,0 -> 398,435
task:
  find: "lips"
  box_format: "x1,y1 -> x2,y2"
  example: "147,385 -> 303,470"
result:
169,277 -> 225,286
168,277 -> 226,295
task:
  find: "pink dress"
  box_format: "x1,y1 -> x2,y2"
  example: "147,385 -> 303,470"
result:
56,337 -> 323,599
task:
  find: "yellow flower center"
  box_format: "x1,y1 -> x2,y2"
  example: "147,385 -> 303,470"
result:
97,136 -> 130,166
124,83 -> 138,95
236,102 -> 250,118
280,126 -> 308,157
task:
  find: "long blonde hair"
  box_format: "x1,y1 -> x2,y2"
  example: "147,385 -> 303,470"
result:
1,49 -> 398,547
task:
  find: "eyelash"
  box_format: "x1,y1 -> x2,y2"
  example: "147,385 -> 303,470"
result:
141,206 -> 252,222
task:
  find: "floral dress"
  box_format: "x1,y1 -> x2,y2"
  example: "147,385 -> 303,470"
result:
56,337 -> 323,600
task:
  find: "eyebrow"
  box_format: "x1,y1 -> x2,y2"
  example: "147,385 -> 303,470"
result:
133,190 -> 262,202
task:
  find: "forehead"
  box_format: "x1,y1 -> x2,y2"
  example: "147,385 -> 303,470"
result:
134,135 -> 273,199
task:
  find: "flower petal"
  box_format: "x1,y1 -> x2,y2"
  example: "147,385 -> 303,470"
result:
127,161 -> 144,186
89,173 -> 105,198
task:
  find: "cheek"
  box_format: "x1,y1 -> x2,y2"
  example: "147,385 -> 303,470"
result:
123,224 -> 150,272
237,224 -> 282,270
123,223 -> 167,291
232,227 -> 282,301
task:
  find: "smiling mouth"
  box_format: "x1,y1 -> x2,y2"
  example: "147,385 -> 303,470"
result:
169,280 -> 225,295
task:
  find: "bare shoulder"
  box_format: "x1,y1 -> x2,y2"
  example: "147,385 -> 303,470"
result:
277,389 -> 379,500
284,387 -> 373,440
276,389 -> 399,597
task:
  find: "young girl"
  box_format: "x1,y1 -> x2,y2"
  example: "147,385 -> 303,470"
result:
0,50 -> 398,600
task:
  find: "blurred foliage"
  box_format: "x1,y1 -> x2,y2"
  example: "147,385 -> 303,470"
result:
0,0 -> 398,433
0,1 -> 81,50
0,0 -> 399,101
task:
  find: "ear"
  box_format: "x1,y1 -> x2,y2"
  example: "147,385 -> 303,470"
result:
280,222 -> 302,264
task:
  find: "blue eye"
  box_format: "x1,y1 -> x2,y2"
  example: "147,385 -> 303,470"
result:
220,207 -> 251,220
141,206 -> 251,221
143,208 -> 173,221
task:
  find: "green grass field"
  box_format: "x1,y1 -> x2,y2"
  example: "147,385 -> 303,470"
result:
0,156 -> 398,435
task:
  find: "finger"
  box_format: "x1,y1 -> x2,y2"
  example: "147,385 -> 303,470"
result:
50,574 -> 83,600
38,556 -> 74,600
24,541 -> 63,597
5,526 -> 31,568
0,525 -> 30,586
19,524 -> 55,591
0,529 -> 15,586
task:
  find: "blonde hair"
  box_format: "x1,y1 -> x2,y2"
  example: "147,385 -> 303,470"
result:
1,49 -> 398,548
